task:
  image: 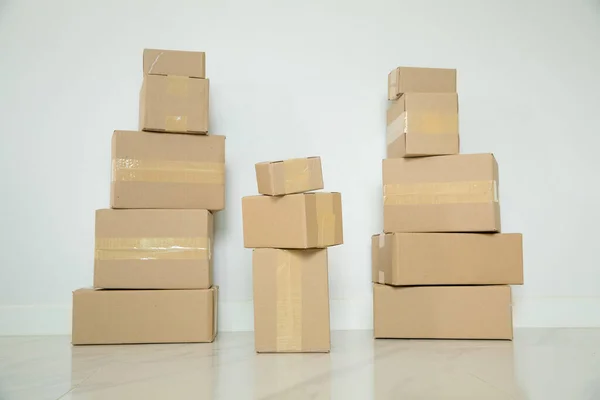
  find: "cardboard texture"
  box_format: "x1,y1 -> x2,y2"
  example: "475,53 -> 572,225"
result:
253,248 -> 330,353
387,93 -> 459,158
383,153 -> 500,233
94,209 -> 214,289
373,284 -> 513,339
242,192 -> 343,249
139,75 -> 209,134
143,49 -> 206,79
255,156 -> 324,196
372,233 -> 523,286
388,66 -> 456,100
72,287 -> 218,345
111,130 -> 225,210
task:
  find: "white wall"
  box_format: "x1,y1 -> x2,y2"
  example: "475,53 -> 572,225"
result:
1,0 -> 599,335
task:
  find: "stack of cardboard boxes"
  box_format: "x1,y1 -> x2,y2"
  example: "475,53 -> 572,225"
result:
72,49 -> 224,345
242,157 -> 343,352
373,67 -> 524,340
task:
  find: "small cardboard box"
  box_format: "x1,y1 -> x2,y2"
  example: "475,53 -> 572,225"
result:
373,284 -> 513,339
143,48 -> 206,78
383,154 -> 500,233
253,248 -> 330,353
72,287 -> 218,345
111,130 -> 225,210
255,156 -> 324,196
139,75 -> 209,134
388,66 -> 456,100
372,233 -> 523,286
387,93 -> 459,158
242,192 -> 343,248
94,209 -> 213,289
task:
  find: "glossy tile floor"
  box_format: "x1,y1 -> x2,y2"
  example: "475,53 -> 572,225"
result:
0,329 -> 599,399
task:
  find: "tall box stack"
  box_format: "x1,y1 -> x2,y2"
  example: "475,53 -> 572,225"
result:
242,157 -> 343,353
72,49 -> 223,345
373,67 -> 524,340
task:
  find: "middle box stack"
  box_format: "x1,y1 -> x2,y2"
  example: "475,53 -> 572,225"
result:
242,157 -> 343,353
373,67 -> 524,340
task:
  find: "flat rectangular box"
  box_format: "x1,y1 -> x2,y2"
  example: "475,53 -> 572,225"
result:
373,284 -> 513,339
111,130 -> 225,210
383,154 -> 500,233
255,156 -> 324,196
388,67 -> 456,100
372,233 -> 523,286
140,75 -> 209,134
253,248 -> 330,353
242,192 -> 343,248
143,48 -> 206,78
72,287 -> 218,345
387,93 -> 459,158
94,209 -> 213,289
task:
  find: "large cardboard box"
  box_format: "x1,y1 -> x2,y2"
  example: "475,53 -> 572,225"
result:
372,233 -> 523,286
373,284 -> 513,339
388,66 -> 456,100
143,48 -> 206,78
72,287 -> 218,344
111,131 -> 225,210
242,192 -> 343,248
383,154 -> 500,233
255,156 -> 324,196
387,93 -> 459,158
94,209 -> 213,289
139,75 -> 209,134
253,248 -> 330,353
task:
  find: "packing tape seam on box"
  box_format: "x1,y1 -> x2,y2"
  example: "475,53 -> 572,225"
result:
316,196 -> 336,247
95,236 -> 211,260
166,75 -> 189,96
112,158 -> 225,184
283,159 -> 311,193
386,112 -> 407,145
275,251 -> 303,352
165,115 -> 188,132
406,111 -> 458,135
383,180 -> 498,205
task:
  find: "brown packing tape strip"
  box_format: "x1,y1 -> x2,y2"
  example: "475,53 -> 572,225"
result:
384,180 -> 498,205
112,159 -> 224,184
406,111 -> 458,135
167,75 -> 189,96
378,235 -> 386,284
283,159 -> 311,193
95,237 -> 211,261
275,251 -> 303,352
165,115 -> 188,132
386,112 -> 406,145
316,195 -> 336,247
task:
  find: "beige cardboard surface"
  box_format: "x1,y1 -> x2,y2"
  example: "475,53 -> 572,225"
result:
140,75 -> 209,134
72,287 -> 218,345
383,154 -> 500,232
242,192 -> 343,248
253,249 -> 330,353
94,209 -> 213,289
388,67 -> 456,100
143,49 -> 206,78
111,130 -> 225,210
372,233 -> 523,285
255,156 -> 324,196
387,93 -> 459,157
373,284 -> 513,339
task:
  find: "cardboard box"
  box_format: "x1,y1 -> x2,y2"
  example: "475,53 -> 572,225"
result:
143,48 -> 206,78
94,209 -> 213,289
72,287 -> 218,344
139,75 -> 209,134
242,192 -> 343,248
387,93 -> 459,158
253,248 -> 330,352
372,233 -> 523,286
383,154 -> 500,233
388,67 -> 456,100
373,284 -> 513,339
111,130 -> 225,210
255,156 -> 324,196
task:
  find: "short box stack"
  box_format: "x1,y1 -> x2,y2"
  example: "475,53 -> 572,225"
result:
242,157 -> 343,352
373,67 -> 524,340
72,49 -> 224,345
